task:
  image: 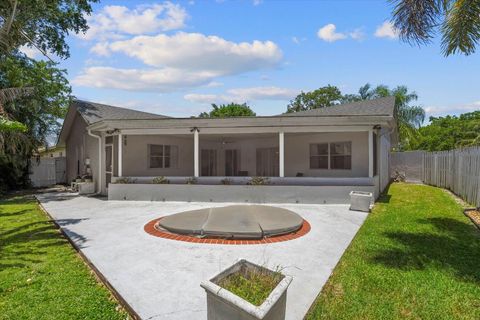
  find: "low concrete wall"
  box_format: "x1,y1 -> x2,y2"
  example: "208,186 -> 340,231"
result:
108,183 -> 376,204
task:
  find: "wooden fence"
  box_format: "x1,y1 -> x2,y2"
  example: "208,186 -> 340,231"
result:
423,146 -> 480,207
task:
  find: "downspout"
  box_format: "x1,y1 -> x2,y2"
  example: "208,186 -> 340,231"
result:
87,129 -> 102,194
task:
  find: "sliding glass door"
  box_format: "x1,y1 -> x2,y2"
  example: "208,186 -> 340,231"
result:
225,149 -> 240,176
256,147 -> 279,176
201,149 -> 217,176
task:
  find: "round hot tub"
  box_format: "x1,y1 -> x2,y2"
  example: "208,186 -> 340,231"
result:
155,205 -> 305,240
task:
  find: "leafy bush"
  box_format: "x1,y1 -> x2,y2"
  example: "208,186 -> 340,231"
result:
114,177 -> 136,184
152,176 -> 169,184
186,177 -> 197,185
221,178 -> 232,185
247,177 -> 270,186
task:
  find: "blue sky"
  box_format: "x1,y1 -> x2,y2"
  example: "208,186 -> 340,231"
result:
24,0 -> 480,119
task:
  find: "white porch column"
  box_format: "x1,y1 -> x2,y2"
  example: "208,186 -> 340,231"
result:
193,128 -> 199,177
118,133 -> 122,177
368,129 -> 374,178
279,131 -> 285,177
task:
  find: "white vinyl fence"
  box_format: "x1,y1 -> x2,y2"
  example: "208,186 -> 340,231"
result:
423,146 -> 480,207
29,157 -> 66,187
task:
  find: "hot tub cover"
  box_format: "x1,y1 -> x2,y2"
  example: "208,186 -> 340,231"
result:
157,205 -> 304,239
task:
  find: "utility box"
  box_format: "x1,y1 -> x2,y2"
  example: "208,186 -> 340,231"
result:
349,191 -> 372,212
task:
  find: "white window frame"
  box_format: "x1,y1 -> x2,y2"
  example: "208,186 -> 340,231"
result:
309,141 -> 352,170
329,141 -> 352,170
148,144 -> 178,169
309,143 -> 329,169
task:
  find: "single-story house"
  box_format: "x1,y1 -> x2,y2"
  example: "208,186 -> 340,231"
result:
57,97 -> 396,204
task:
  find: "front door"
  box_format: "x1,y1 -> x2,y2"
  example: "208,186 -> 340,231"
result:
105,145 -> 113,188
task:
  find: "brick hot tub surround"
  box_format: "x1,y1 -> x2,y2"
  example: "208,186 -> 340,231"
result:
144,217 -> 311,245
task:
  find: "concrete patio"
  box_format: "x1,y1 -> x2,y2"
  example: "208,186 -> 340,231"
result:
36,192 -> 368,320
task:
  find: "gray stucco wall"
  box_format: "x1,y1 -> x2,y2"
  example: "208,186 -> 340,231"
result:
285,132 -> 369,177
65,112 -> 99,191
122,134 -> 194,176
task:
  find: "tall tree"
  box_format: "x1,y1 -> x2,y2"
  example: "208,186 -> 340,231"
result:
0,0 -> 96,58
199,103 -> 256,118
343,83 -> 425,149
410,111 -> 480,151
0,54 -> 70,191
0,0 -> 96,191
390,0 -> 480,56
286,85 -> 343,113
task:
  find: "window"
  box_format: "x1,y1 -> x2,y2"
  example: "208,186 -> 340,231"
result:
330,142 -> 351,169
309,141 -> 352,170
310,143 -> 328,169
149,144 -> 178,168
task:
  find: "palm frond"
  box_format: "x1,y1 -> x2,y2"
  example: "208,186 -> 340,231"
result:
441,0 -> 480,55
390,0 -> 445,45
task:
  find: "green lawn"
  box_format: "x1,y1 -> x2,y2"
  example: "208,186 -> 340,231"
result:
0,195 -> 127,320
307,183 -> 480,320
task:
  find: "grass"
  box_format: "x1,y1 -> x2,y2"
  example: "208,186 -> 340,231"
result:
218,267 -> 282,306
0,195 -> 127,320
307,183 -> 480,319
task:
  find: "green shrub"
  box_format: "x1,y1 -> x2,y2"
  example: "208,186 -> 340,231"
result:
186,177 -> 197,185
152,176 -> 169,184
247,177 -> 270,186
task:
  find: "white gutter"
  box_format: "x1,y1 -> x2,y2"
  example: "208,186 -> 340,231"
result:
87,129 -> 102,194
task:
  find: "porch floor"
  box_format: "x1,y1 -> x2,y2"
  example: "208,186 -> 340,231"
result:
36,192 -> 368,320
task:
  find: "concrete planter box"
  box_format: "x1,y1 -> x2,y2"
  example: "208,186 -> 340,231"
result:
349,191 -> 373,212
108,183 -> 376,204
78,182 -> 95,195
201,259 -> 292,320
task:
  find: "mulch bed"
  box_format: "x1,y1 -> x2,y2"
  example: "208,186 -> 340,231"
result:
464,208 -> 480,230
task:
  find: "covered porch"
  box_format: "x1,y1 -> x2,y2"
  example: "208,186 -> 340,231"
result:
97,125 -> 383,203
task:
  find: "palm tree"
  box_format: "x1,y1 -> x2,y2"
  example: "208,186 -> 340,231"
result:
390,0 -> 480,56
346,84 -> 425,149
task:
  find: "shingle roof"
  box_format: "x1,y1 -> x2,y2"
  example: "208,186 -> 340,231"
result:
73,100 -> 168,124
280,96 -> 395,117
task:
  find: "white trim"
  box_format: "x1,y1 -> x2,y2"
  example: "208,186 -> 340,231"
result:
194,129 -> 199,177
279,131 -> 285,177
115,125 -> 379,136
118,133 -> 122,177
87,129 -> 102,193
368,130 -> 374,177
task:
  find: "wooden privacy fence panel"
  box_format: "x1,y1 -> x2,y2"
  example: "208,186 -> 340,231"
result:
423,146 -> 480,207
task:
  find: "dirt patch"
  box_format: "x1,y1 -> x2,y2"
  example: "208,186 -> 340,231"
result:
464,209 -> 480,230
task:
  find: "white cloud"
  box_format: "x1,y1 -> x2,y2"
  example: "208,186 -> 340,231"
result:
184,93 -> 221,104
349,28 -> 366,41
253,0 -> 263,6
317,24 -> 347,42
19,45 -> 40,59
205,81 -> 224,88
228,86 -> 297,100
374,21 -> 399,39
104,32 -> 282,73
292,36 -> 307,44
75,33 -> 283,92
184,86 -> 297,104
78,2 -> 187,41
90,42 -> 110,56
72,67 -> 217,92
425,101 -> 480,117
